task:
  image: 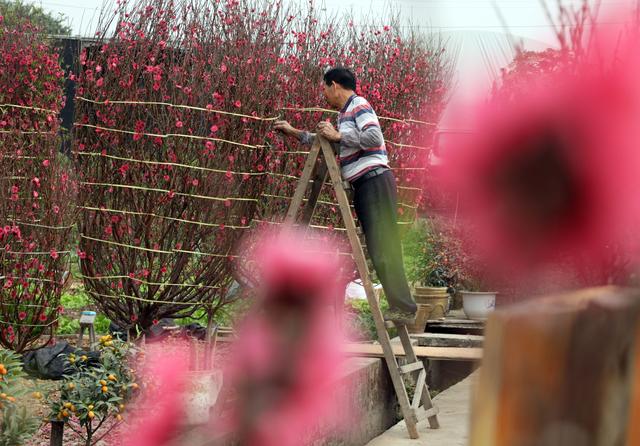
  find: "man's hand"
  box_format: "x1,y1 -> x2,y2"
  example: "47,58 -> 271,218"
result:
316,121 -> 341,142
274,120 -> 297,137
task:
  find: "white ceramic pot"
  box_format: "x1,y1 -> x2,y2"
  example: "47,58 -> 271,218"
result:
461,291 -> 496,321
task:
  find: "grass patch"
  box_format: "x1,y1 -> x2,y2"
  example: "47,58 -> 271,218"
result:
345,298 -> 391,341
58,283 -> 253,336
58,289 -> 110,335
175,297 -> 252,328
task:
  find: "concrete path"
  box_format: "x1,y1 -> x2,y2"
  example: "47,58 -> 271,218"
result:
365,371 -> 477,446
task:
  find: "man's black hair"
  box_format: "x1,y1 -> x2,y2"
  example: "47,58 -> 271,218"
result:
323,67 -> 357,91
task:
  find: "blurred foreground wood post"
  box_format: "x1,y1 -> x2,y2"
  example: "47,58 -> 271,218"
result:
50,419 -> 64,446
470,286 -> 640,446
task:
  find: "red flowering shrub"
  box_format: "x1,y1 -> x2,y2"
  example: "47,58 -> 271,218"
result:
75,0 -> 452,332
0,19 -> 74,352
74,0 -> 294,333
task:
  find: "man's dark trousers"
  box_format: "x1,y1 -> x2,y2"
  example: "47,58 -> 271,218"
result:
352,169 -> 417,314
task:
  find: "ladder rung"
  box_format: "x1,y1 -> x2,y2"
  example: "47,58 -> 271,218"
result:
384,320 -> 408,329
412,369 -> 427,408
399,361 -> 424,374
384,320 -> 396,329
424,406 -> 440,419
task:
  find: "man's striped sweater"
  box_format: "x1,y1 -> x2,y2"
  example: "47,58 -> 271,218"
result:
300,94 -> 389,182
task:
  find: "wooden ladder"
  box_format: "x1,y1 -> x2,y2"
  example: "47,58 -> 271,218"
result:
284,136 -> 440,439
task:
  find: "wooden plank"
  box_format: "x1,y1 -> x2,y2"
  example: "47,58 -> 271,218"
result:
428,318 -> 484,325
411,333 -> 485,348
470,286 -> 640,446
411,333 -> 485,341
412,369 -> 427,409
399,361 -> 424,374
344,343 -> 483,361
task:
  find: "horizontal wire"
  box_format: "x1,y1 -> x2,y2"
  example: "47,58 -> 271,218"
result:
77,97 -> 278,121
74,151 -> 304,177
0,318 -> 59,327
79,274 -> 221,290
80,233 -> 239,258
76,152 -> 425,187
79,181 -> 259,203
174,248 -> 238,258
80,234 -> 171,254
78,205 -> 250,229
74,123 -> 269,149
281,106 -> 436,126
2,276 -> 62,284
6,220 -> 76,230
262,193 -> 418,209
0,130 -> 57,135
6,250 -> 71,255
0,302 -> 55,308
85,290 -> 218,307
76,97 -> 436,126
0,103 -> 59,114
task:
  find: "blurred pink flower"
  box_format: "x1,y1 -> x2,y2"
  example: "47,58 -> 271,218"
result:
215,228 -> 352,445
441,56 -> 640,276
121,342 -> 190,446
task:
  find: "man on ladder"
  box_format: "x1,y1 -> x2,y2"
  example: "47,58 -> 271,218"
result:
274,67 -> 418,324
